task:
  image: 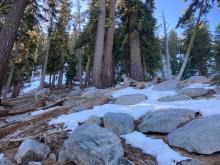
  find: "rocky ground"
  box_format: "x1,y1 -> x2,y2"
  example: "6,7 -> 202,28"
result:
1,76 -> 220,165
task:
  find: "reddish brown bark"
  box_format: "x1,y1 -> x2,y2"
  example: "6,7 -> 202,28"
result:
102,0 -> 116,88
92,0 -> 106,88
0,0 -> 28,102
129,10 -> 144,82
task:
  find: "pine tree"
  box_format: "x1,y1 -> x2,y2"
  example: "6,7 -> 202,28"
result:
213,23 -> 220,83
168,29 -> 181,75
182,23 -> 212,78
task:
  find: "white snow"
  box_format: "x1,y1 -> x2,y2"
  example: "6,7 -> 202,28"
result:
21,73 -> 67,95
122,131 -> 188,165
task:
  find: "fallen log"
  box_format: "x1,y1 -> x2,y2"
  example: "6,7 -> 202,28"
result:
0,95 -> 111,141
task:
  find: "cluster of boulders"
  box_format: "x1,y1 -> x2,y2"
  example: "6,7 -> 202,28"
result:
153,76 -> 216,102
1,112 -> 135,165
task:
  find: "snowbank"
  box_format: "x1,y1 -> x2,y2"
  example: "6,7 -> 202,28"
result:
122,131 -> 188,165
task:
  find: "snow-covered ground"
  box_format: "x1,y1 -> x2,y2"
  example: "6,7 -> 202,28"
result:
122,131 -> 188,165
48,82 -> 219,165
20,74 -> 67,95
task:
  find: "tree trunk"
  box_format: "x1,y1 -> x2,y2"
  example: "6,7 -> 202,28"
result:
76,49 -> 83,87
176,1 -> 204,81
102,0 -> 116,88
51,73 -> 56,88
12,69 -> 22,98
129,10 -> 144,82
85,55 -> 92,88
49,73 -> 52,86
2,40 -> 19,99
40,20 -> 52,89
58,68 -> 64,88
162,12 -> 172,79
0,0 -> 28,103
92,0 -> 106,88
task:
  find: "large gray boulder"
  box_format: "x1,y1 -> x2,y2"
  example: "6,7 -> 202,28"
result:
177,159 -> 207,165
0,154 -> 12,165
188,76 -> 208,81
138,109 -> 196,133
28,162 -> 42,165
168,115 -> 220,154
103,113 -> 135,135
179,88 -> 210,98
153,79 -> 178,91
114,94 -> 147,105
64,124 -> 124,165
15,139 -> 50,165
58,150 -> 67,165
118,157 -> 134,165
158,94 -> 190,102
83,115 -> 102,126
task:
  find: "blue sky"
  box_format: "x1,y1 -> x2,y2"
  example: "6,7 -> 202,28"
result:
154,0 -> 220,34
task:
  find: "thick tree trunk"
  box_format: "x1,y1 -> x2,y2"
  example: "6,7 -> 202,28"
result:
102,0 -> 116,88
0,0 -> 28,103
162,12 -> 172,79
176,1 -> 204,81
92,0 -> 106,88
2,40 -> 19,99
40,20 -> 52,89
129,11 -> 144,82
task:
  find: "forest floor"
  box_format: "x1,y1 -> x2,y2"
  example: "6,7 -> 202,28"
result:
1,78 -> 220,165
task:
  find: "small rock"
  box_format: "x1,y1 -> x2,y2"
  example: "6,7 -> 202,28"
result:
168,115 -> 220,154
64,124 -> 124,165
48,153 -> 56,161
138,109 -> 196,133
0,106 -> 5,111
178,159 -> 207,165
62,99 -> 77,106
103,113 -> 135,135
118,157 -> 134,165
58,150 -> 67,165
158,94 -> 190,102
83,115 -> 102,126
35,88 -> 50,101
114,94 -> 147,105
0,154 -> 12,165
153,79 -> 178,91
15,139 -> 50,165
28,161 -> 42,165
81,87 -> 100,98
69,86 -> 81,96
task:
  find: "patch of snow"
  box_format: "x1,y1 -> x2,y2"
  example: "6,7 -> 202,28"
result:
31,107 -> 59,116
122,131 -> 188,165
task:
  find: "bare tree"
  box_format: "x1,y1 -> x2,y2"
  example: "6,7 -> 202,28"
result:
162,11 -> 172,79
176,0 -> 205,81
